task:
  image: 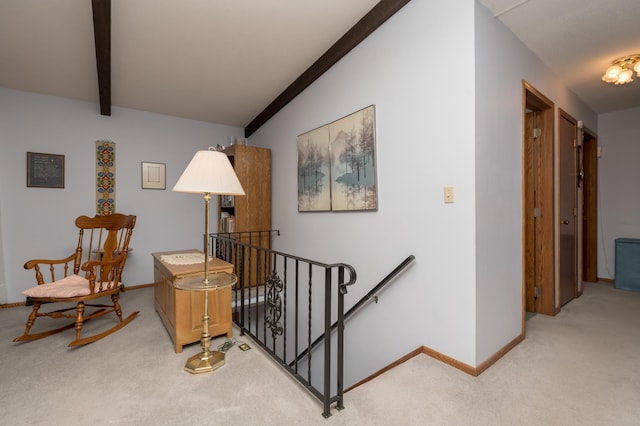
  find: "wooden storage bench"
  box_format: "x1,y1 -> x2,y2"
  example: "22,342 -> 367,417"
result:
152,249 -> 234,353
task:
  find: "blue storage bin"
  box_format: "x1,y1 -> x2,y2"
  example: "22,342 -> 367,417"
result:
615,238 -> 640,292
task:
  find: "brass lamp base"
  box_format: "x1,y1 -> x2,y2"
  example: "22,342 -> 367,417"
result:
184,350 -> 225,374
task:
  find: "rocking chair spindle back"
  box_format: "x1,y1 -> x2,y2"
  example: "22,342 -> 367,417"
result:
14,213 -> 139,347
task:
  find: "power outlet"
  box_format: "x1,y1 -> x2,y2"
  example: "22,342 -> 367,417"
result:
444,186 -> 455,204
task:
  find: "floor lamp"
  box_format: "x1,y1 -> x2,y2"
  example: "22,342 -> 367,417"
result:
173,147 -> 245,374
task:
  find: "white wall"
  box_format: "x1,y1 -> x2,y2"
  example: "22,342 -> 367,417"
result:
249,0 -> 602,383
0,205 -> 6,303
473,2 -> 597,363
474,3 -> 524,365
597,106 -> 640,279
0,88 -> 243,302
250,0 -> 478,383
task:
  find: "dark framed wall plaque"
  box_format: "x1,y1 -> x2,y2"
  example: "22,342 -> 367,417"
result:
26,152 -> 65,188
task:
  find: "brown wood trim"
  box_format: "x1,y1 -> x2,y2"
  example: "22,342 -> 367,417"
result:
0,301 -> 26,309
474,333 -> 525,376
347,334 -> 527,391
244,0 -> 412,137
523,111 -> 535,318
345,346 -> 423,392
122,283 -> 155,291
522,80 -> 556,316
421,345 -> 477,376
523,80 -> 554,110
598,277 -> 614,284
92,0 -> 111,116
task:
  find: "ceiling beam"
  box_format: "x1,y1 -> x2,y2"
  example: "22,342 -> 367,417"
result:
92,0 -> 111,116
244,0 -> 412,137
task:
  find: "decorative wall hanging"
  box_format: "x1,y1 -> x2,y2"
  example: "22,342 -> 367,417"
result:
26,152 -> 65,188
141,162 -> 166,189
96,140 -> 116,215
297,105 -> 377,212
297,126 -> 331,211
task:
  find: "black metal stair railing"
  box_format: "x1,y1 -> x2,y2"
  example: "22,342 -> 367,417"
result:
210,231 -> 356,418
289,254 -> 415,367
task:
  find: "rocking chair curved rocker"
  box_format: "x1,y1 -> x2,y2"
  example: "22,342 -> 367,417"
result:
14,214 -> 139,347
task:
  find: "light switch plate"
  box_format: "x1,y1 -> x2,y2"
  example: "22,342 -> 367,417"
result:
444,186 -> 455,203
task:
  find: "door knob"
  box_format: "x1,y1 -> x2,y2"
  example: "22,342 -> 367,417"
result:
560,220 -> 570,225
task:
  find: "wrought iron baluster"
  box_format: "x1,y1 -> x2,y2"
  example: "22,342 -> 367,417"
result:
323,266 -> 332,418
294,259 -> 300,373
208,231 -> 369,419
265,256 -> 283,341
282,254 -> 288,364
307,262 -> 313,385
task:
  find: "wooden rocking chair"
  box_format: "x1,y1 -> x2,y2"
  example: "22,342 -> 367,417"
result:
14,213 -> 139,347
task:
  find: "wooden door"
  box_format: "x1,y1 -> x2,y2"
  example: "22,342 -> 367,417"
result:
558,110 -> 578,306
524,112 -> 537,313
582,128 -> 598,282
523,82 -> 555,316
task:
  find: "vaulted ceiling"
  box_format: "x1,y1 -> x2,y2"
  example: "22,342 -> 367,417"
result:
1,0 -> 639,136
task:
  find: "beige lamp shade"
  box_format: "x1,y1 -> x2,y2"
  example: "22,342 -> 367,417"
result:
173,149 -> 245,195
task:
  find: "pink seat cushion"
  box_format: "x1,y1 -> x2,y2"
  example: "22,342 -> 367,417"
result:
22,274 -> 95,298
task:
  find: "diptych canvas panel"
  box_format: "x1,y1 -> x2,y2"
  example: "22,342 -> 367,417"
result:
297,105 -> 377,212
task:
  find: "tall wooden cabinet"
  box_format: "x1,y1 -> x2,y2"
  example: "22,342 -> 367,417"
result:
218,145 -> 271,234
218,145 -> 272,288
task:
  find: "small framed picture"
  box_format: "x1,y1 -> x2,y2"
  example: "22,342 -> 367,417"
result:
221,195 -> 235,208
141,162 -> 166,190
27,152 -> 65,188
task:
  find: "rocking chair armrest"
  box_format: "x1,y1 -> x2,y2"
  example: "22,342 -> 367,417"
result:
24,252 -> 78,270
80,252 -> 127,272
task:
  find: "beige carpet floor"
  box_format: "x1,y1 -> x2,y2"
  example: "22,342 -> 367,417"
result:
1,281 -> 639,425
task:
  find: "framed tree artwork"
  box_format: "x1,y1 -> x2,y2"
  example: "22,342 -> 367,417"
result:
297,126 -> 331,211
297,105 -> 378,212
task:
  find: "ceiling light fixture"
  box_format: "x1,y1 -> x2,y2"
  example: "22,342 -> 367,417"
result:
601,54 -> 640,85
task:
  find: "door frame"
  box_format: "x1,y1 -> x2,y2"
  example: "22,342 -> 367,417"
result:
522,81 -> 556,319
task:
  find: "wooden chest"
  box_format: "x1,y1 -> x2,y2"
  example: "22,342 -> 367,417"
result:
152,250 -> 234,353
